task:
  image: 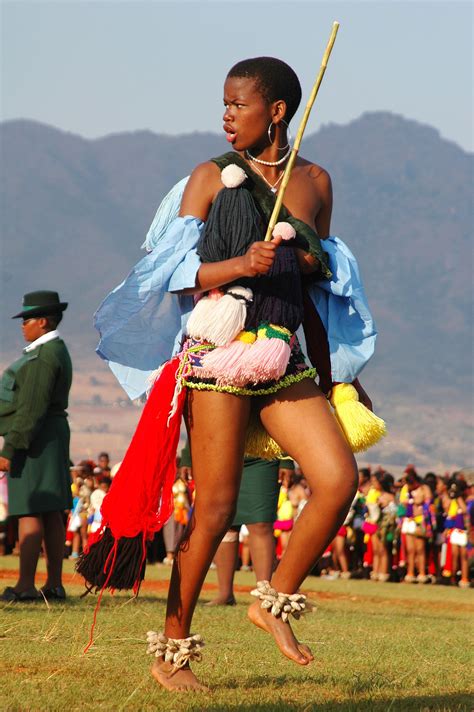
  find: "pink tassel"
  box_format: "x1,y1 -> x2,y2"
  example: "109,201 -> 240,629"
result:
198,339 -> 250,381
239,338 -> 291,384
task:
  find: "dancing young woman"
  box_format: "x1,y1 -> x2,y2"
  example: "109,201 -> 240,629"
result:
80,55 -> 382,692
151,57 -> 358,691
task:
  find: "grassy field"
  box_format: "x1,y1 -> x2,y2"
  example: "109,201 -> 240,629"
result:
1,557 -> 473,712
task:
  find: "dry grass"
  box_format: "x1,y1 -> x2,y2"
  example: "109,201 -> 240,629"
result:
1,558 -> 473,711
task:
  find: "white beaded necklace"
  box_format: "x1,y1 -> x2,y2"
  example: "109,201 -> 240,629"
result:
245,147 -> 291,167
248,161 -> 285,194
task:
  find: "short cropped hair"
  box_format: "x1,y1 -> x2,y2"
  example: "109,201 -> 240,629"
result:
45,314 -> 62,330
227,57 -> 302,122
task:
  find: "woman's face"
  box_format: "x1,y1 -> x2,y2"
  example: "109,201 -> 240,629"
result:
436,477 -> 446,495
223,76 -> 273,152
371,475 -> 382,491
21,317 -> 47,343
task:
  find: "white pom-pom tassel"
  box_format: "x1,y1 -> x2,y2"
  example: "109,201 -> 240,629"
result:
221,164 -> 247,188
186,291 -> 222,340
272,221 -> 296,241
201,286 -> 253,346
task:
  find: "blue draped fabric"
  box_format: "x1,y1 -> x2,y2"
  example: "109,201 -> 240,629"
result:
141,176 -> 190,252
94,216 -> 203,399
307,236 -> 377,383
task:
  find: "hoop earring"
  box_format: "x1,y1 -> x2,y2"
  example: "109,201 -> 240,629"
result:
267,121 -> 276,145
278,119 -> 292,151
268,119 -> 293,150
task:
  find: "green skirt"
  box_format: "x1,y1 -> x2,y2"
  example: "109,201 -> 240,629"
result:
233,457 -> 280,526
8,416 -> 72,516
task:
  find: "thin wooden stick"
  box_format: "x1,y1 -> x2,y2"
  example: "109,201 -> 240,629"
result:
264,21 -> 340,241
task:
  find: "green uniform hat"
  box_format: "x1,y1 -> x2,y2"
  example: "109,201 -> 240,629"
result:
12,291 -> 68,319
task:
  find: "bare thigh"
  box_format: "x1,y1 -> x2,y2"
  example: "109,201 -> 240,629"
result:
258,378 -> 357,493
186,389 -> 251,511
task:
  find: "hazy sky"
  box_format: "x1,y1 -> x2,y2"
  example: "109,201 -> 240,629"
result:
1,0 -> 473,151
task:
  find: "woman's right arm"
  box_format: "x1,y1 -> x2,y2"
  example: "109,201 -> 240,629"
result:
178,162 -> 281,294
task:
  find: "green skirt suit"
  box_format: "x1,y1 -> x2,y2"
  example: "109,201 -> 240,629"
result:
0,338 -> 73,516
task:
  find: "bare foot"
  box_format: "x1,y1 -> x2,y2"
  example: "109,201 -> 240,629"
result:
247,600 -> 313,666
205,595 -> 236,606
151,657 -> 210,692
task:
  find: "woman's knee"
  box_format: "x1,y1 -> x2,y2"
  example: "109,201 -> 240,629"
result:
318,462 -> 358,507
194,499 -> 237,536
247,522 -> 274,537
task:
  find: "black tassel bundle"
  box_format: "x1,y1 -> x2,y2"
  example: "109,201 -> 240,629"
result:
76,528 -> 146,594
197,186 -> 262,261
196,184 -> 304,333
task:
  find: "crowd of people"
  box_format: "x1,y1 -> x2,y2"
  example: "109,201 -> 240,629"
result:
3,452 -> 471,590
314,465 -> 473,587
241,462 -> 474,588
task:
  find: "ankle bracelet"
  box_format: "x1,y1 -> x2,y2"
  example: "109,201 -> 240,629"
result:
250,580 -> 309,622
146,632 -> 204,669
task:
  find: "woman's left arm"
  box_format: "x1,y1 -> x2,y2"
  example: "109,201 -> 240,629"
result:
294,167 -> 333,274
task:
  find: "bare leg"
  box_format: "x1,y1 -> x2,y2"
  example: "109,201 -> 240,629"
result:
278,531 -> 291,558
405,535 -> 416,578
451,545 -> 459,582
240,532 -> 251,569
41,511 -> 65,589
334,535 -> 349,574
80,519 -> 88,553
370,534 -> 380,578
248,379 -> 357,665
71,531 -> 80,558
206,535 -> 238,605
13,515 -> 43,593
152,389 -> 250,692
459,547 -> 469,584
162,516 -> 177,563
247,522 -> 275,581
415,538 -> 426,577
379,542 -> 389,577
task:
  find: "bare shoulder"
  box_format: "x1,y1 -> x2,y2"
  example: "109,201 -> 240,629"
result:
297,156 -> 332,189
180,161 -> 222,219
188,161 -> 222,191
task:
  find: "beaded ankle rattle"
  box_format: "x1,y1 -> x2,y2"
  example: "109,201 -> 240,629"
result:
250,580 -> 309,622
146,632 -> 204,670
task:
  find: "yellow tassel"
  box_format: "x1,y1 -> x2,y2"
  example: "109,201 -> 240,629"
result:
330,383 -> 386,453
244,412 -> 283,460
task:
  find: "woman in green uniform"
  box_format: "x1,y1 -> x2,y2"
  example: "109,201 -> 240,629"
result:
0,291 -> 73,601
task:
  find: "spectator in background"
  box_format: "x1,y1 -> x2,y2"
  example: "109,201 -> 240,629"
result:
68,477 -> 91,559
273,460 -> 296,559
162,445 -> 192,566
351,468 -> 371,573
400,468 -> 434,583
97,452 -> 111,473
370,472 -> 397,582
89,475 -> 111,534
442,477 -> 470,587
288,472 -> 309,522
0,291 -> 72,602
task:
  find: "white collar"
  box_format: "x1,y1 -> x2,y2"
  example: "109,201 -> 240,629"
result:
24,330 -> 60,353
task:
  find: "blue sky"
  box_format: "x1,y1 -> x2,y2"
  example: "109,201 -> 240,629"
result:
1,1 -> 473,151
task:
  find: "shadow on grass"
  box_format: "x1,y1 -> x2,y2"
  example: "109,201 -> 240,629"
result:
198,692 -> 473,711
